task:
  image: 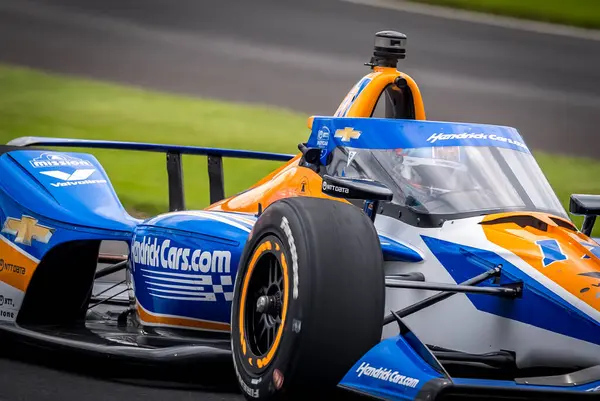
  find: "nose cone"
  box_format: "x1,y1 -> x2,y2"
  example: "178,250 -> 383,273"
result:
481,212 -> 600,312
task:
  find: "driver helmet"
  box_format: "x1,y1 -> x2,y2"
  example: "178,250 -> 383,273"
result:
392,147 -> 469,196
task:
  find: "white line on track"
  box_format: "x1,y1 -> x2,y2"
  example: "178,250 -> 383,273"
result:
340,0 -> 600,42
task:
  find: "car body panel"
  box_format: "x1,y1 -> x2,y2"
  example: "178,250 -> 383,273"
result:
2,62 -> 600,400
376,213 -> 600,370
206,160 -> 348,214
481,212 -> 600,313
1,150 -> 138,233
340,332 -> 600,400
333,68 -> 426,120
340,335 -> 445,401
131,211 -> 257,331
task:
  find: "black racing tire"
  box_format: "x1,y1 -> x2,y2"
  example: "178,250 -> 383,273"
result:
231,197 -> 384,400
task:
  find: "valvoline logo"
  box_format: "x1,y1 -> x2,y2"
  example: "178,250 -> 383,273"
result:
27,153 -> 107,188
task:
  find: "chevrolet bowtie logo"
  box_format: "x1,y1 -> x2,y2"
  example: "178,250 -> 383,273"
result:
1,216 -> 54,246
334,127 -> 361,142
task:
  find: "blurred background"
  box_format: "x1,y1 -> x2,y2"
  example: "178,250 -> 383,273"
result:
1,1 -> 600,400
0,0 -> 600,220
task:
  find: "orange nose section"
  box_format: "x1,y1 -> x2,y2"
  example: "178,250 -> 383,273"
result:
0,237 -> 37,292
481,212 -> 600,312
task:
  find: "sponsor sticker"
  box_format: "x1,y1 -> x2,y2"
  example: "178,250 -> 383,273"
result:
426,132 -> 528,150
334,127 -> 361,142
292,319 -> 302,333
0,259 -> 26,275
30,153 -> 93,168
280,217 -> 299,300
299,177 -> 311,195
355,362 -> 420,389
317,126 -> 330,149
29,153 -> 106,187
1,215 -> 55,246
347,150 -> 357,167
0,295 -> 14,308
322,181 -> 350,195
131,236 -> 231,273
234,357 -> 260,398
40,169 -> 107,187
131,236 -> 234,302
335,76 -> 372,117
272,369 -> 284,390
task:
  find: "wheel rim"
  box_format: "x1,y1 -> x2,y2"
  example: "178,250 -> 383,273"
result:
237,235 -> 290,371
244,252 -> 284,357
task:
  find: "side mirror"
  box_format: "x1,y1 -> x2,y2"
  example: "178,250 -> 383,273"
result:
303,148 -> 322,165
322,174 -> 393,222
569,194 -> 600,215
298,143 -> 327,172
569,194 -> 600,236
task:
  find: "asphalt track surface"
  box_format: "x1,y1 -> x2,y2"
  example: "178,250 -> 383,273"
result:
1,1 -> 600,400
1,0 -> 600,157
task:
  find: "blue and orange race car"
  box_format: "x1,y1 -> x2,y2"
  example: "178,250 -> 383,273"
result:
1,31 -> 600,400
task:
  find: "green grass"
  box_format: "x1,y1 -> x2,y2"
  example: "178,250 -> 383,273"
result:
408,0 -> 600,29
535,153 -> 600,234
0,63 -> 599,234
0,64 -> 307,215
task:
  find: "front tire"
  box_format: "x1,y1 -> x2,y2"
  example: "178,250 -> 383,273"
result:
231,197 -> 384,400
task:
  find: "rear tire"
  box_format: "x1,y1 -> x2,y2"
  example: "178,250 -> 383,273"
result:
231,197 -> 384,400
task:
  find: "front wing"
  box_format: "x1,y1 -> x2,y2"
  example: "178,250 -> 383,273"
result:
338,317 -> 600,400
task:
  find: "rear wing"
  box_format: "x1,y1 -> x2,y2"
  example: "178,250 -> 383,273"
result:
7,136 -> 295,211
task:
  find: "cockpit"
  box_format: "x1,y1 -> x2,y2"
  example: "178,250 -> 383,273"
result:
306,117 -> 568,221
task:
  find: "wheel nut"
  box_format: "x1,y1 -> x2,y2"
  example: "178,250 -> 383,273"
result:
256,295 -> 270,313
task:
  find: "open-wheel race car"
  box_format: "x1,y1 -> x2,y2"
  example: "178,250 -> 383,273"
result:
1,31 -> 600,400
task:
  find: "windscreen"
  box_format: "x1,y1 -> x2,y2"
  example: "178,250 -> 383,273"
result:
325,145 -> 567,218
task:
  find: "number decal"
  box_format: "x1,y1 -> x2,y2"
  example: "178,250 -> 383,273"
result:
579,241 -> 600,259
536,239 -> 567,267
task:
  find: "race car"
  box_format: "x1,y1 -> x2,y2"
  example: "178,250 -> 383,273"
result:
1,30 -> 600,400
